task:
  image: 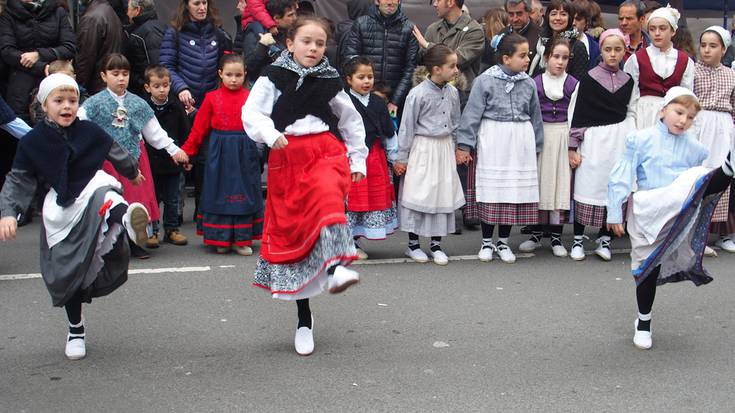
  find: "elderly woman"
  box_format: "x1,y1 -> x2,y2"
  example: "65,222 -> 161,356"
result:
0,0 -> 76,121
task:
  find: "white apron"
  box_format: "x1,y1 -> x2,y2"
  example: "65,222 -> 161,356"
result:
691,110 -> 734,169
635,95 -> 664,130
475,119 -> 539,204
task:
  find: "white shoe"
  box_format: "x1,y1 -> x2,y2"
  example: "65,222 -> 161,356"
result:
478,244 -> 495,262
496,243 -> 516,263
704,245 -> 718,257
123,203 -> 150,247
355,247 -> 369,260
570,236 -> 587,261
716,237 -> 735,253
549,234 -> 568,257
294,317 -> 314,356
429,249 -> 449,265
594,236 -> 612,261
233,245 -> 253,256
65,320 -> 86,360
518,235 -> 541,252
633,319 -> 652,350
328,265 -> 360,294
405,247 -> 429,263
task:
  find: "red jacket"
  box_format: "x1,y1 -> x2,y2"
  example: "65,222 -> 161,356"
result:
240,0 -> 276,31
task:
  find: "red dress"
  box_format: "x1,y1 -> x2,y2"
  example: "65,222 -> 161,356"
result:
102,141 -> 160,222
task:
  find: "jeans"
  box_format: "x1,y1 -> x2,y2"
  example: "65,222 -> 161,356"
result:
153,173 -> 182,231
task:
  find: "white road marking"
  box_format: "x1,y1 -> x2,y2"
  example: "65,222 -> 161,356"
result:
0,266 -> 211,281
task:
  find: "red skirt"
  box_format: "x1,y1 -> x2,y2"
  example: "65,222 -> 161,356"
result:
102,141 -> 161,222
261,132 -> 351,264
347,141 -> 394,212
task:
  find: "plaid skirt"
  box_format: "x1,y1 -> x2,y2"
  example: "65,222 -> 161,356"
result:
464,154 -> 481,222
711,186 -> 730,223
574,201 -> 607,227
477,202 -> 539,225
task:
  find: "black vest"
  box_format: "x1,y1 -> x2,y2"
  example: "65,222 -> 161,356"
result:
266,66 -> 344,139
347,91 -> 395,149
571,73 -> 634,128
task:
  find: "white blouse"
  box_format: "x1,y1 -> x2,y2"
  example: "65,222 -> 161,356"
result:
242,77 -> 368,175
78,89 -> 179,156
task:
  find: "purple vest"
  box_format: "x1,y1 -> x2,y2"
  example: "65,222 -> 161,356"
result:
534,74 -> 578,123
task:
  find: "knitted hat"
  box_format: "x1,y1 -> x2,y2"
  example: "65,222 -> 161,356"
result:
37,73 -> 79,104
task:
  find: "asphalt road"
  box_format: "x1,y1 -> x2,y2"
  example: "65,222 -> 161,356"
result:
2,211 -> 735,412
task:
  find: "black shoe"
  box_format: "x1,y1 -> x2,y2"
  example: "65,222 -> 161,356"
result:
520,226 -> 533,235
130,243 -> 150,259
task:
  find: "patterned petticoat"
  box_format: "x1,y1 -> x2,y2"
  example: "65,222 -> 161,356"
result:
253,224 -> 357,300
347,207 -> 398,240
477,202 -> 538,225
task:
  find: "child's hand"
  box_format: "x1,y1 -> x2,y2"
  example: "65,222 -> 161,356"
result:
131,171 -> 146,186
351,172 -> 365,183
393,162 -> 407,176
607,223 -> 625,237
172,150 -> 189,164
259,33 -> 276,46
0,216 -> 18,241
568,150 -> 581,169
455,149 -> 472,165
272,135 -> 289,150
268,26 -> 279,35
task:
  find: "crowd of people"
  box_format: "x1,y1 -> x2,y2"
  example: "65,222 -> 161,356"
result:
0,0 -> 734,359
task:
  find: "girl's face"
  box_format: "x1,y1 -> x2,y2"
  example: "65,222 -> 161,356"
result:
699,32 -> 726,67
546,44 -> 570,76
600,36 -> 626,68
286,23 -> 327,68
573,14 -> 587,33
502,42 -> 530,73
431,53 -> 459,84
42,89 -> 79,127
661,102 -> 697,135
346,64 -> 374,96
101,68 -> 130,96
548,8 -> 569,33
187,0 -> 208,22
218,61 -> 246,90
647,18 -> 674,50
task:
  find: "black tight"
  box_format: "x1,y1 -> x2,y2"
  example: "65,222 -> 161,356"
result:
574,222 -> 611,237
64,291 -> 83,325
296,299 -> 312,329
481,223 -> 511,239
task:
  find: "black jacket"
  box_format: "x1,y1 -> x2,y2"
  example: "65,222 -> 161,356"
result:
242,22 -> 286,83
145,96 -> 191,176
0,0 -> 76,119
76,0 -> 124,94
124,10 -> 166,97
341,5 -> 418,106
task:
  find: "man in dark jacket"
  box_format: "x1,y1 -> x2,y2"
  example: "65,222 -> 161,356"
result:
483,0 -> 541,74
335,0 -> 372,73
76,0 -> 124,94
241,0 -> 297,84
124,0 -> 166,97
0,0 -> 76,120
342,0 -> 419,115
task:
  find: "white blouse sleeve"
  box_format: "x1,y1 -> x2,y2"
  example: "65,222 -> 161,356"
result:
681,58 -> 695,91
77,106 -> 88,120
141,117 -> 178,155
329,90 -> 368,176
623,54 -> 640,92
242,77 -> 282,147
567,82 -> 580,129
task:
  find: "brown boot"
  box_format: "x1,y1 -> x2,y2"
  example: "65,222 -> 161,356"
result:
145,232 -> 160,249
164,229 -> 188,246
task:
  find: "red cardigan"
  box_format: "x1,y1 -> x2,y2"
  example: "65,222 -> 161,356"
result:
182,86 -> 249,156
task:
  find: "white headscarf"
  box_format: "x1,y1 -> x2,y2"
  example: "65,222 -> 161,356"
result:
702,25 -> 732,50
36,73 -> 79,104
662,86 -> 697,107
648,4 -> 681,32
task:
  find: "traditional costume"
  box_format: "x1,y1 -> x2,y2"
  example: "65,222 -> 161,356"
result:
623,6 -> 694,130
607,87 -> 733,350
0,74 -> 148,360
242,51 -> 368,300
80,89 -> 182,224
691,26 -> 735,250
456,64 -> 543,263
182,86 -> 263,250
568,53 -> 637,259
345,89 -> 398,242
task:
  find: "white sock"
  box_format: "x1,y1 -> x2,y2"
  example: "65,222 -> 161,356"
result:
638,312 -> 651,321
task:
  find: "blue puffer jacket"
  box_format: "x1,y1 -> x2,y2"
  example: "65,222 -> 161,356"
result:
159,20 -> 231,108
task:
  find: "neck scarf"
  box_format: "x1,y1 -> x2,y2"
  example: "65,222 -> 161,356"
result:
489,65 -> 529,93
271,50 -> 339,90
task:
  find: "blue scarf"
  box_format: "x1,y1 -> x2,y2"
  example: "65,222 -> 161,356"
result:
489,65 -> 529,93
